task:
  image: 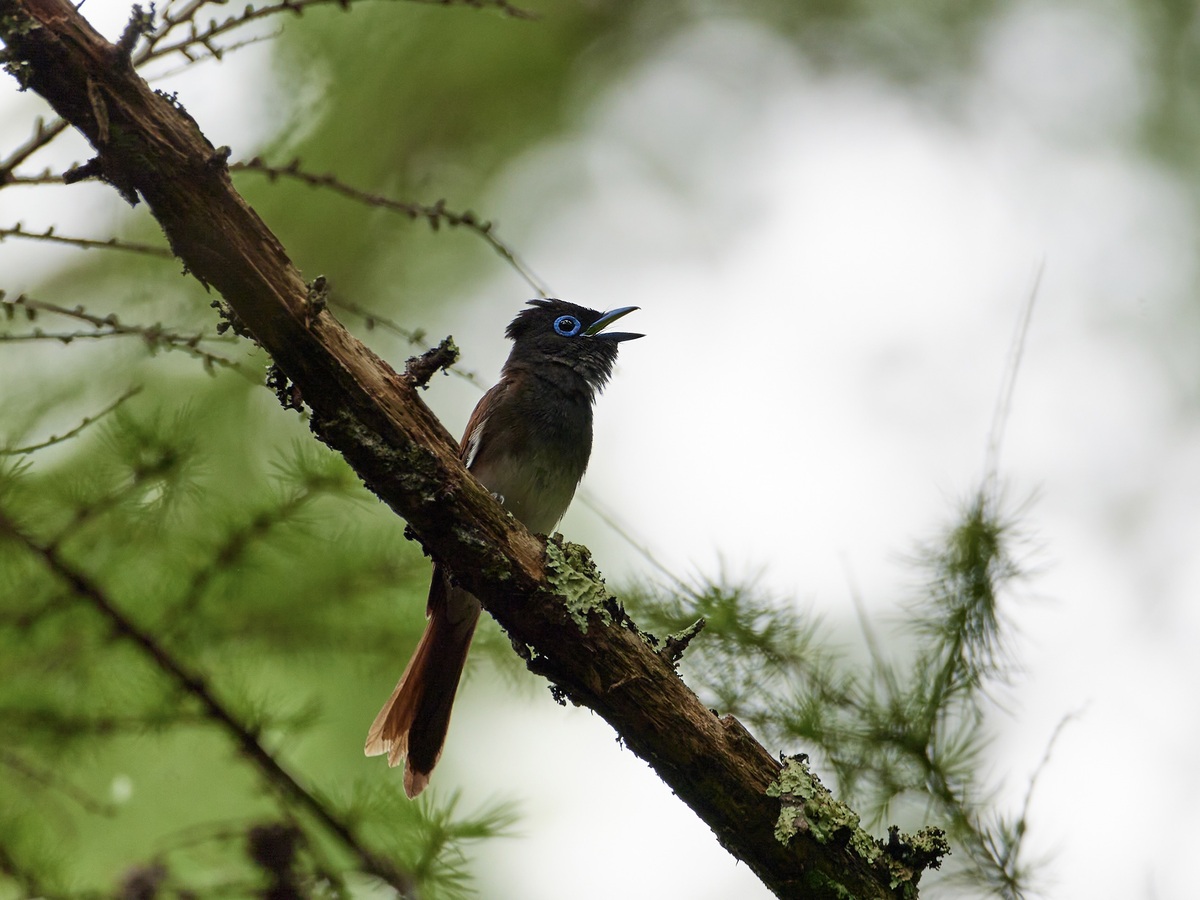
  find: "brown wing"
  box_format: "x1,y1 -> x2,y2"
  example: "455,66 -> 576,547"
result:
459,380 -> 508,469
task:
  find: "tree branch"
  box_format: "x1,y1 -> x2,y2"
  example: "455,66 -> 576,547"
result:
0,3 -> 945,896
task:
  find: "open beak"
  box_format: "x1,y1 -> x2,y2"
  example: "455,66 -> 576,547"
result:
584,306 -> 643,342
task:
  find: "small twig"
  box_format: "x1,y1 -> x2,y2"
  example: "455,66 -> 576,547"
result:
334,298 -> 487,388
156,0 -> 212,34
0,117 -> 69,186
1015,709 -> 1080,838
984,261 -> 1043,492
403,0 -> 536,15
0,223 -> 173,258
304,275 -> 328,330
0,293 -> 241,371
139,0 -> 536,68
1,168 -> 63,187
232,158 -> 550,297
50,462 -> 178,552
148,30 -> 280,80
659,617 -> 706,665
0,508 -> 416,896
1,386 -> 142,455
0,326 -> 239,371
115,3 -> 156,64
576,490 -> 702,602
404,337 -> 460,389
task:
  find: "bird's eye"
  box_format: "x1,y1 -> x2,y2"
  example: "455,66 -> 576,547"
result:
553,315 -> 582,337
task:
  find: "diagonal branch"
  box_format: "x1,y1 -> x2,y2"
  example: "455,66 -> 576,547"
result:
0,385 -> 142,455
0,3 -> 945,896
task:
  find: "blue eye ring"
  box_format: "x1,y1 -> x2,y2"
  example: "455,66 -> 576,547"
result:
553,315 -> 583,337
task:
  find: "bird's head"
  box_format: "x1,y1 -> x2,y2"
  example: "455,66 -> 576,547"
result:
504,299 -> 642,391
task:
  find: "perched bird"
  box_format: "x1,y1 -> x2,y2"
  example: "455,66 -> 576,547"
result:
365,299 -> 642,797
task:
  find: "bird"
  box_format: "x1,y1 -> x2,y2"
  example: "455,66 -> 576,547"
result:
365,298 -> 642,797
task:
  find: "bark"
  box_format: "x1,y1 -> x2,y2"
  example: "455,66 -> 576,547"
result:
0,4 -> 944,896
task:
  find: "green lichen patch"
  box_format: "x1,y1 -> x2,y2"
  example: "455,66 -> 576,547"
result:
768,757 -> 949,897
658,617 -> 706,666
544,537 -> 613,633
876,825 -> 949,895
768,756 -> 870,852
0,10 -> 40,90
0,9 -> 41,41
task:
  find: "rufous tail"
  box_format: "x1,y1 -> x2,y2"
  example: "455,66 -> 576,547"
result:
365,575 -> 480,798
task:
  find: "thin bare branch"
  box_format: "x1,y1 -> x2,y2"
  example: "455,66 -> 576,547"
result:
0,223 -> 173,258
0,118 -> 68,186
1,168 -> 63,186
1,386 -> 142,456
233,157 -> 550,297
984,262 -> 1042,491
149,30 -> 281,80
139,0 -> 536,68
0,293 -> 243,371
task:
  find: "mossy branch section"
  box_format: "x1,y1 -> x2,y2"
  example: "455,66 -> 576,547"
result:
770,758 -> 949,898
0,3 -> 939,896
543,537 -> 615,632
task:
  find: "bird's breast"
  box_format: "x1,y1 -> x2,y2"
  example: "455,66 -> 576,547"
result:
466,384 -> 594,534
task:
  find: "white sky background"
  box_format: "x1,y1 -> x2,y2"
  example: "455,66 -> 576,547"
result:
3,2 -> 1198,899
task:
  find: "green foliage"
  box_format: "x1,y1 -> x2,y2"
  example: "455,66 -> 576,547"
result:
1,1 -> 656,891
372,791 -> 519,899
0,372 -> 491,896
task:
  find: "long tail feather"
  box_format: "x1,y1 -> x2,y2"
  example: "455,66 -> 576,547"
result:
365,574 -> 481,798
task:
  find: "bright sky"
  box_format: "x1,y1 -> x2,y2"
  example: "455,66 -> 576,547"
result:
4,4 -> 1197,899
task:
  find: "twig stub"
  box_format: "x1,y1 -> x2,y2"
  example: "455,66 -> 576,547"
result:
403,336 -> 459,389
